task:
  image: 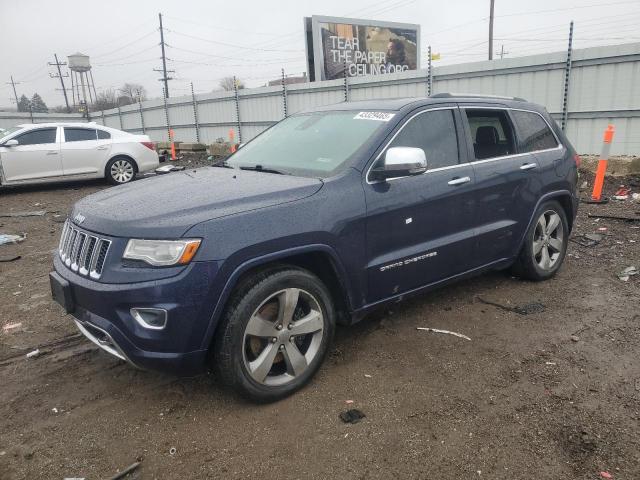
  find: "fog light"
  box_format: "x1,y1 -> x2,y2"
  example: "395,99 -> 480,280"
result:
130,308 -> 168,330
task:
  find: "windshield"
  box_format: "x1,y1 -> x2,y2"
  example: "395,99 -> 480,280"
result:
226,110 -> 392,177
0,126 -> 21,142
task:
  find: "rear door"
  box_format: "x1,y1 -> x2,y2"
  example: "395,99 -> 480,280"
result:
461,107 -> 539,266
61,127 -> 111,176
0,127 -> 61,182
510,109 -> 563,178
364,106 -> 477,302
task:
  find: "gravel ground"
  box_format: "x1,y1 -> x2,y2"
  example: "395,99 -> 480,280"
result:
0,166 -> 638,480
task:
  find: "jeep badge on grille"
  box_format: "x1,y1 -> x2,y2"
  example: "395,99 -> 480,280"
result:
73,214 -> 86,225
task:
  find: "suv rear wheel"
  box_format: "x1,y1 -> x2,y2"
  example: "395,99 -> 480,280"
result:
213,267 -> 335,402
513,200 -> 568,281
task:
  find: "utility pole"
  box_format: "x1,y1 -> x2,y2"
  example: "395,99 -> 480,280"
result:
6,76 -> 20,107
49,54 -> 71,112
157,13 -> 170,98
498,45 -> 509,59
488,0 -> 495,60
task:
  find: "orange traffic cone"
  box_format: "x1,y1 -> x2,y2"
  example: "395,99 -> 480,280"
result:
585,124 -> 615,204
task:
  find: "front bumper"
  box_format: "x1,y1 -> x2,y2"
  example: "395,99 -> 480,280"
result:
51,255 -> 222,375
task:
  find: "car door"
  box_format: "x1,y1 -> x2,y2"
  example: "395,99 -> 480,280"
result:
461,107 -> 540,267
0,127 -> 61,182
364,106 -> 476,302
61,127 -> 111,176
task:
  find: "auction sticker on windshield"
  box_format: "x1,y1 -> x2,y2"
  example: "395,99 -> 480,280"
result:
354,112 -> 396,121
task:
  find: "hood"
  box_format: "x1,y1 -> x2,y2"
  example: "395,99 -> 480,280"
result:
72,167 -> 323,238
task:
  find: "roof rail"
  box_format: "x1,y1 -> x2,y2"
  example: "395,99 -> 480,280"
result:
430,92 -> 528,102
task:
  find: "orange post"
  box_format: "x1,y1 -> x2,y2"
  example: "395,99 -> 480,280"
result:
169,129 -> 176,161
229,129 -> 236,153
590,124 -> 615,202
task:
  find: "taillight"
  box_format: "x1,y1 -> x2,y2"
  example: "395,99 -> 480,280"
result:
573,154 -> 581,167
141,141 -> 155,151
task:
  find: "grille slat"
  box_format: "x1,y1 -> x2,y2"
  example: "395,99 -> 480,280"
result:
58,220 -> 111,279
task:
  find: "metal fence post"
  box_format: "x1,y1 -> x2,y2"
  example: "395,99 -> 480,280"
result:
427,45 -> 433,96
190,82 -> 201,143
138,99 -> 146,134
281,68 -> 288,118
101,110 -> 105,126
561,20 -> 574,132
343,58 -> 350,102
117,105 -> 123,130
162,87 -> 171,141
233,76 -> 242,143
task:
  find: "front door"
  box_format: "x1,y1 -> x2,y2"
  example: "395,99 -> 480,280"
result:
364,107 -> 476,303
0,127 -> 61,182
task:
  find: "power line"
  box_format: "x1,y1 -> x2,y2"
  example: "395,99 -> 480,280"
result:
92,30 -> 158,59
166,29 -> 304,53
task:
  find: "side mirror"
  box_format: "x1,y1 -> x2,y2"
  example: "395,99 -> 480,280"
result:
2,139 -> 18,147
371,147 -> 427,181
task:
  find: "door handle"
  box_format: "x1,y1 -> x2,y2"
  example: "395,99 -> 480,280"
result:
448,176 -> 471,186
96,146 -> 108,150
46,151 -> 59,155
520,162 -> 538,171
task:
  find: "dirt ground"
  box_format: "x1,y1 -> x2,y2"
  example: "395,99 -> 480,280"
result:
0,164 -> 639,480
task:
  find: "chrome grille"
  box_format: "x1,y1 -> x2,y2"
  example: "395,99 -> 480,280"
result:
58,220 -> 111,279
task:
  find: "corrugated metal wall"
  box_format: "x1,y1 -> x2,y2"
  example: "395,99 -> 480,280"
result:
2,42 -> 639,155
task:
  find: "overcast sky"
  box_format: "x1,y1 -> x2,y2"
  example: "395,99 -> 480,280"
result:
1,0 -> 639,108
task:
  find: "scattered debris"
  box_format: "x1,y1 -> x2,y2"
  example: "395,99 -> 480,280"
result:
570,335 -> 579,342
345,400 -> 354,405
570,233 -> 602,247
614,185 -> 630,196
477,297 -> 545,316
0,233 -> 27,245
155,164 -> 186,174
0,210 -> 46,218
2,322 -> 22,332
632,192 -> 640,201
580,181 -> 588,190
617,266 -> 638,282
339,409 -> 366,424
545,362 -> 557,366
588,213 -> 640,222
600,472 -> 613,479
169,447 -> 177,455
108,461 -> 141,480
26,349 -> 40,358
364,374 -> 372,378
416,327 -> 471,341
0,255 -> 21,262
52,407 -> 58,414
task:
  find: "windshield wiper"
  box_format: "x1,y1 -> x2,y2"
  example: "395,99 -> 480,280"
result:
239,165 -> 286,175
212,160 -> 233,169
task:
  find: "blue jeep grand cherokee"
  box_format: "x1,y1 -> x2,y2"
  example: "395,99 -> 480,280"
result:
50,94 -> 579,401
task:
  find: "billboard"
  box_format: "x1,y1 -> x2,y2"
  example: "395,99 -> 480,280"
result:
304,15 -> 420,82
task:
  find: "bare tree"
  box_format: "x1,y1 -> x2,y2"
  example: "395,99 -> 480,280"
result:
118,83 -> 147,105
93,89 -> 119,110
219,77 -> 245,91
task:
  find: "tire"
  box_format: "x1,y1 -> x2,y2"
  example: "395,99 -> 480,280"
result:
513,200 -> 569,281
106,156 -> 137,185
213,266 -> 336,402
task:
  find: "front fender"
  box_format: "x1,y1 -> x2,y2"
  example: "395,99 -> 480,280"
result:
199,243 -> 353,351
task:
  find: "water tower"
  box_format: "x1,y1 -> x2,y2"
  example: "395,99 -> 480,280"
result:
68,52 -> 98,111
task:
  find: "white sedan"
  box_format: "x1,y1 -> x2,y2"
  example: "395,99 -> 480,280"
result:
0,123 -> 159,186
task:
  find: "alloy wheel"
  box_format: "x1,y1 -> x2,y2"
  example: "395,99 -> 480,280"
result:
110,159 -> 134,183
242,288 -> 324,387
532,209 -> 564,271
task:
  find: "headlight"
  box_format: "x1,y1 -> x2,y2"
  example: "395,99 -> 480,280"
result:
123,239 -> 201,266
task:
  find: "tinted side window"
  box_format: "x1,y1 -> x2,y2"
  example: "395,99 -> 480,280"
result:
65,128 -> 97,142
511,111 -> 558,152
388,109 -> 459,169
97,129 -> 111,139
15,128 -> 57,146
465,109 -> 516,160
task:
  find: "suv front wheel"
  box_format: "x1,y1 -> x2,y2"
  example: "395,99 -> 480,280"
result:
213,267 -> 335,402
513,200 -> 569,281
